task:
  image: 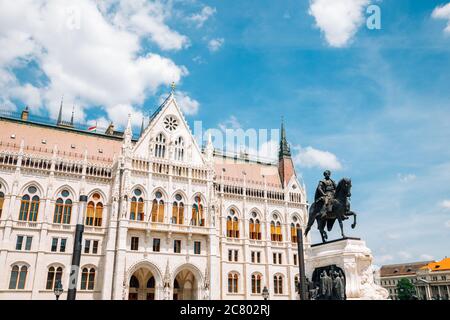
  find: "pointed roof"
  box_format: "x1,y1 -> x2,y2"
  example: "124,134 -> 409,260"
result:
70,105 -> 75,126
279,118 -> 291,159
139,117 -> 145,137
57,96 -> 64,125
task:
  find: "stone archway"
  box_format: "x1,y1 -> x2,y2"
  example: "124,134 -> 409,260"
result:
128,268 -> 157,300
126,261 -> 162,300
173,269 -> 198,300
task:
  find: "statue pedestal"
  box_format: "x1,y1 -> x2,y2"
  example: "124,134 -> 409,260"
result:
305,238 -> 389,300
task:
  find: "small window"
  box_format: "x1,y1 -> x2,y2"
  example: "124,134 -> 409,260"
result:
234,250 -> 238,262
84,240 -> 91,254
16,236 -> 24,250
51,238 -> 58,252
153,238 -> 160,252
131,237 -> 139,251
92,240 -> 99,254
174,240 -> 181,253
25,236 -> 32,251
293,254 -> 298,266
228,250 -> 233,262
194,241 -> 201,254
60,239 -> 66,253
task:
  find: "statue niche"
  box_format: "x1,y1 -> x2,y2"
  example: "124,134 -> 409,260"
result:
311,265 -> 346,300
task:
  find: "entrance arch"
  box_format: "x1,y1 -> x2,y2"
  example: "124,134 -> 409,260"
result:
128,268 -> 156,300
172,264 -> 203,300
126,261 -> 162,300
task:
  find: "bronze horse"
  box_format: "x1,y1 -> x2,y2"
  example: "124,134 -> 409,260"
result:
305,178 -> 357,243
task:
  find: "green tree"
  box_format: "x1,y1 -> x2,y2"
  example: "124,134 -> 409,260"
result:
397,278 -> 416,300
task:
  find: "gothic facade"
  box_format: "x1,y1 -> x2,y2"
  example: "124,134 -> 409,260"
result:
0,92 -> 308,300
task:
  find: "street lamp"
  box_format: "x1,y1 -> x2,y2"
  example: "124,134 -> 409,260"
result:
262,286 -> 269,300
54,280 -> 63,300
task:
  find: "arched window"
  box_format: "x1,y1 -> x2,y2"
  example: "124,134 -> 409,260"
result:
274,274 -> 283,294
174,136 -> 184,161
53,190 -> 72,224
147,276 -> 155,288
85,193 -> 103,227
172,193 -> 184,224
227,209 -> 239,238
0,183 -> 5,218
130,275 -> 139,289
80,267 -> 96,290
19,186 -> 40,221
294,275 -> 299,293
154,133 -> 166,158
130,189 -> 144,221
291,218 -> 301,243
46,266 -> 63,290
228,272 -> 239,293
249,212 -> 261,240
151,191 -> 165,223
251,273 -> 262,294
191,196 -> 204,226
270,214 -> 282,242
9,265 -> 28,289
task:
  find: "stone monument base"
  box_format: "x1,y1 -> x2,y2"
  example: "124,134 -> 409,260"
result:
306,238 -> 389,300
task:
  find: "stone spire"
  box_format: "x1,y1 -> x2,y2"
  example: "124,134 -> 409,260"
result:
205,132 -> 214,162
164,260 -> 171,288
279,117 -> 291,160
278,118 -> 295,188
122,114 -> 133,157
70,104 -> 75,126
57,95 -> 64,125
139,116 -> 145,137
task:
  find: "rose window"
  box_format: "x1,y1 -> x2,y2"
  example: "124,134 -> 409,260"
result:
164,116 -> 178,132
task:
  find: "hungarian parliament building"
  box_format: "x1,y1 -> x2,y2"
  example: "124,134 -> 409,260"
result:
0,91 -> 308,300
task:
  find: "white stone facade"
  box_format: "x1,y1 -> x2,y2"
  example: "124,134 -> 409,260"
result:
0,94 -> 308,300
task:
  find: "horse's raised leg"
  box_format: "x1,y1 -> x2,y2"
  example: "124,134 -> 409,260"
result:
350,211 -> 357,229
317,218 -> 328,243
338,213 -> 345,238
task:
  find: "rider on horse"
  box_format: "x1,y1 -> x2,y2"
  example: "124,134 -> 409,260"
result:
315,170 -> 336,219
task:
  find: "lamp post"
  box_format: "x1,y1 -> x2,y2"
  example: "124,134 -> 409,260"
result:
296,227 -> 308,300
67,195 -> 88,300
54,280 -> 63,300
262,286 -> 269,300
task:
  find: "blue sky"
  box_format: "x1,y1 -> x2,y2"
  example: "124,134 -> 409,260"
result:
1,0 -> 450,265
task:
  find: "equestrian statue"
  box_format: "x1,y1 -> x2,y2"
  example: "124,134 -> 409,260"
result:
305,170 -> 357,243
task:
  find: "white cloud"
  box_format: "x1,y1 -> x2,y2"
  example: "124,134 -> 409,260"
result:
208,38 -> 224,52
218,115 -> 241,132
440,200 -> 450,209
293,145 -> 343,170
100,0 -> 190,51
420,254 -> 434,261
398,173 -> 417,182
188,6 -> 216,28
446,220 -> 450,228
432,3 -> 450,34
0,0 -> 192,124
308,0 -> 370,47
398,251 -> 412,260
376,254 -> 394,264
174,91 -> 200,115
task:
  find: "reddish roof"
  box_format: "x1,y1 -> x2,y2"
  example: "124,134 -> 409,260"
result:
380,261 -> 432,277
421,257 -> 450,272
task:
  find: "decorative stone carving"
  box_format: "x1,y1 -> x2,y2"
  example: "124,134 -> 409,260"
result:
306,238 -> 388,300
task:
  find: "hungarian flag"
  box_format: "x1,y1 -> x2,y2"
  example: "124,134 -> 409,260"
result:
88,122 -> 97,132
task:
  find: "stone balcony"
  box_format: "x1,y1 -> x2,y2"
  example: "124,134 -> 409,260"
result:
127,220 -> 211,236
